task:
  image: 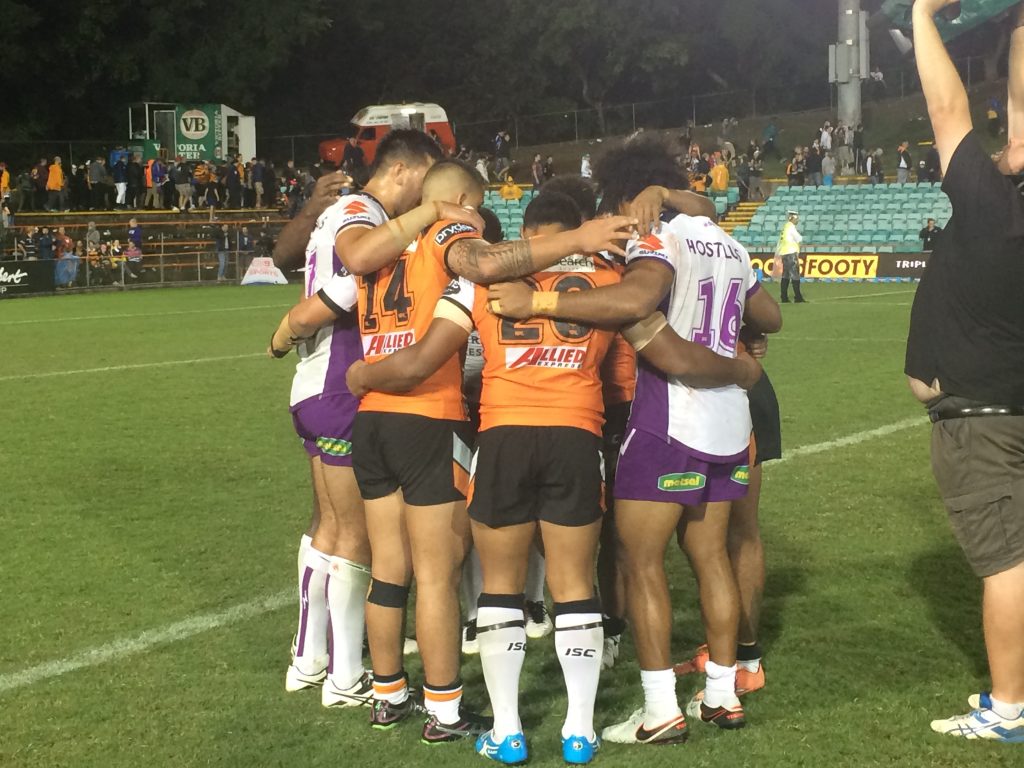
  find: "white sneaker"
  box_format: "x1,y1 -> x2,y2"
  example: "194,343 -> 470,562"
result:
932,693 -> 1024,742
403,637 -> 420,656
525,601 -> 553,639
601,707 -> 688,745
285,657 -> 328,692
601,634 -> 621,670
462,620 -> 479,655
321,671 -> 374,708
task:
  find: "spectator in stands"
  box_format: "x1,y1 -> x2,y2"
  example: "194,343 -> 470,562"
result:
897,141 -> 913,184
193,161 -> 210,209
127,155 -> 144,209
54,226 -> 73,259
92,242 -> 114,285
776,211 -> 806,303
37,227 -> 54,260
919,218 -> 943,251
762,119 -> 780,159
580,153 -> 592,179
925,141 -> 942,182
709,158 -> 729,194
239,225 -> 254,274
820,122 -> 833,152
45,157 -> 65,211
787,149 -> 805,187
85,222 -> 100,254
543,155 -> 555,182
987,97 -> 1004,137
0,162 -> 8,199
252,158 -> 266,207
144,157 -> 166,209
216,223 -> 231,281
531,154 -> 544,186
31,158 -> 48,210
870,65 -> 887,98
1,198 -> 11,230
16,227 -> 40,260
171,161 -> 192,212
88,157 -> 107,210
822,151 -> 837,186
749,150 -> 766,201
15,169 -> 33,212
499,175 -> 523,201
475,155 -> 490,183
127,218 -> 143,253
867,149 -> 884,184
736,154 -> 751,202
853,123 -> 866,173
113,156 -> 128,208
807,145 -> 824,187
226,159 -> 242,208
494,131 -> 512,179
56,239 -> 81,288
342,138 -> 366,185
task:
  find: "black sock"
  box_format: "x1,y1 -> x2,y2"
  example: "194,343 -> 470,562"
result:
603,615 -> 627,637
736,642 -> 763,662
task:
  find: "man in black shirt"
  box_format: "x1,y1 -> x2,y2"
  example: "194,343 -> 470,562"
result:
905,0 -> 1024,742
918,218 -> 942,250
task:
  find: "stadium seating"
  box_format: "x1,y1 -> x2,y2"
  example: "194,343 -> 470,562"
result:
730,183 -> 951,253
483,188 -> 538,239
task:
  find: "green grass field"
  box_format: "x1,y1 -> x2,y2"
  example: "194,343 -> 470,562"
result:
0,283 -> 1017,767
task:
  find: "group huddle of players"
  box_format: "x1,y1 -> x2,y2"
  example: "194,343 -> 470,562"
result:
268,128 -> 783,765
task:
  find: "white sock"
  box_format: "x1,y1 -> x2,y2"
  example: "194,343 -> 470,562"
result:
424,682 -> 464,725
298,534 -> 313,584
704,660 -> 738,708
554,609 -> 603,739
738,658 -> 761,673
988,696 -> 1024,720
477,602 -> 526,739
525,545 -> 546,604
326,556 -> 371,689
293,546 -> 330,672
461,550 -> 482,622
640,668 -> 681,727
373,674 -> 409,705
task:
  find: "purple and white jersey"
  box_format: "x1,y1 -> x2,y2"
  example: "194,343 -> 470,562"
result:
289,193 -> 387,408
627,214 -> 761,461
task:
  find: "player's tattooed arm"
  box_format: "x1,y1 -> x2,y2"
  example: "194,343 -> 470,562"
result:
487,258 -> 672,328
446,215 -> 637,285
624,313 -> 763,390
346,315 -> 470,397
338,203 -> 484,276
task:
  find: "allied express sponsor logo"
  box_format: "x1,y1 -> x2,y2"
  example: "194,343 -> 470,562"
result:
731,465 -> 751,485
363,330 -> 416,357
657,472 -> 707,492
505,346 -> 585,370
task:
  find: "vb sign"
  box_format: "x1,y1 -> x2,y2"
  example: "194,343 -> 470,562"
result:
179,110 -> 210,140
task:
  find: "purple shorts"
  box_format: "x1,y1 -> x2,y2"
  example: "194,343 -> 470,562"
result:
614,428 -> 751,506
290,394 -> 358,467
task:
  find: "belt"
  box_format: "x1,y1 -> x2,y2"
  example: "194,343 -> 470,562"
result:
929,405 -> 1024,423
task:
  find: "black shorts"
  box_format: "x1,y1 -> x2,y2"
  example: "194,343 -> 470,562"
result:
352,412 -> 473,507
749,372 -> 782,466
469,426 -> 605,529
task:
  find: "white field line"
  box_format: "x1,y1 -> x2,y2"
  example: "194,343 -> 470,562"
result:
0,303 -> 291,326
0,353 -> 265,382
0,415 -> 929,695
0,591 -> 292,695
816,290 -> 916,302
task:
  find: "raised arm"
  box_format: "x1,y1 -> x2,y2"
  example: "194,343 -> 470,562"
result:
486,258 -> 673,328
913,0 -> 973,173
337,202 -> 484,276
1008,5 -> 1024,140
272,172 -> 349,269
623,313 -> 764,390
628,186 -> 718,234
445,215 -> 637,285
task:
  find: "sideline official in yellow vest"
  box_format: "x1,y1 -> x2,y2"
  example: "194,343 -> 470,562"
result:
775,210 -> 806,303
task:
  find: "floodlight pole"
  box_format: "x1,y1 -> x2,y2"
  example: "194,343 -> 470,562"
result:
837,0 -> 865,127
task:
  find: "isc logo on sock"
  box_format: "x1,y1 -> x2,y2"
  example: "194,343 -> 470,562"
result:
563,648 -> 596,658
505,642 -> 526,652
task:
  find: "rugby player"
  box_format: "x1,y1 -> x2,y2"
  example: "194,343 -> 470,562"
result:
487,138 -> 781,740
277,162 -> 636,744
343,191 -> 763,762
270,130 -> 469,707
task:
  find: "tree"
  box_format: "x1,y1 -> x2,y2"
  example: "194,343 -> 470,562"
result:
535,0 -> 693,134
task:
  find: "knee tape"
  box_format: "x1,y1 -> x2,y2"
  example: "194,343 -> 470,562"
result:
367,579 -> 410,609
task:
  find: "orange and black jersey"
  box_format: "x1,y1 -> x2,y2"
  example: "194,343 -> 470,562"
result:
439,254 -> 621,437
356,219 -> 478,420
